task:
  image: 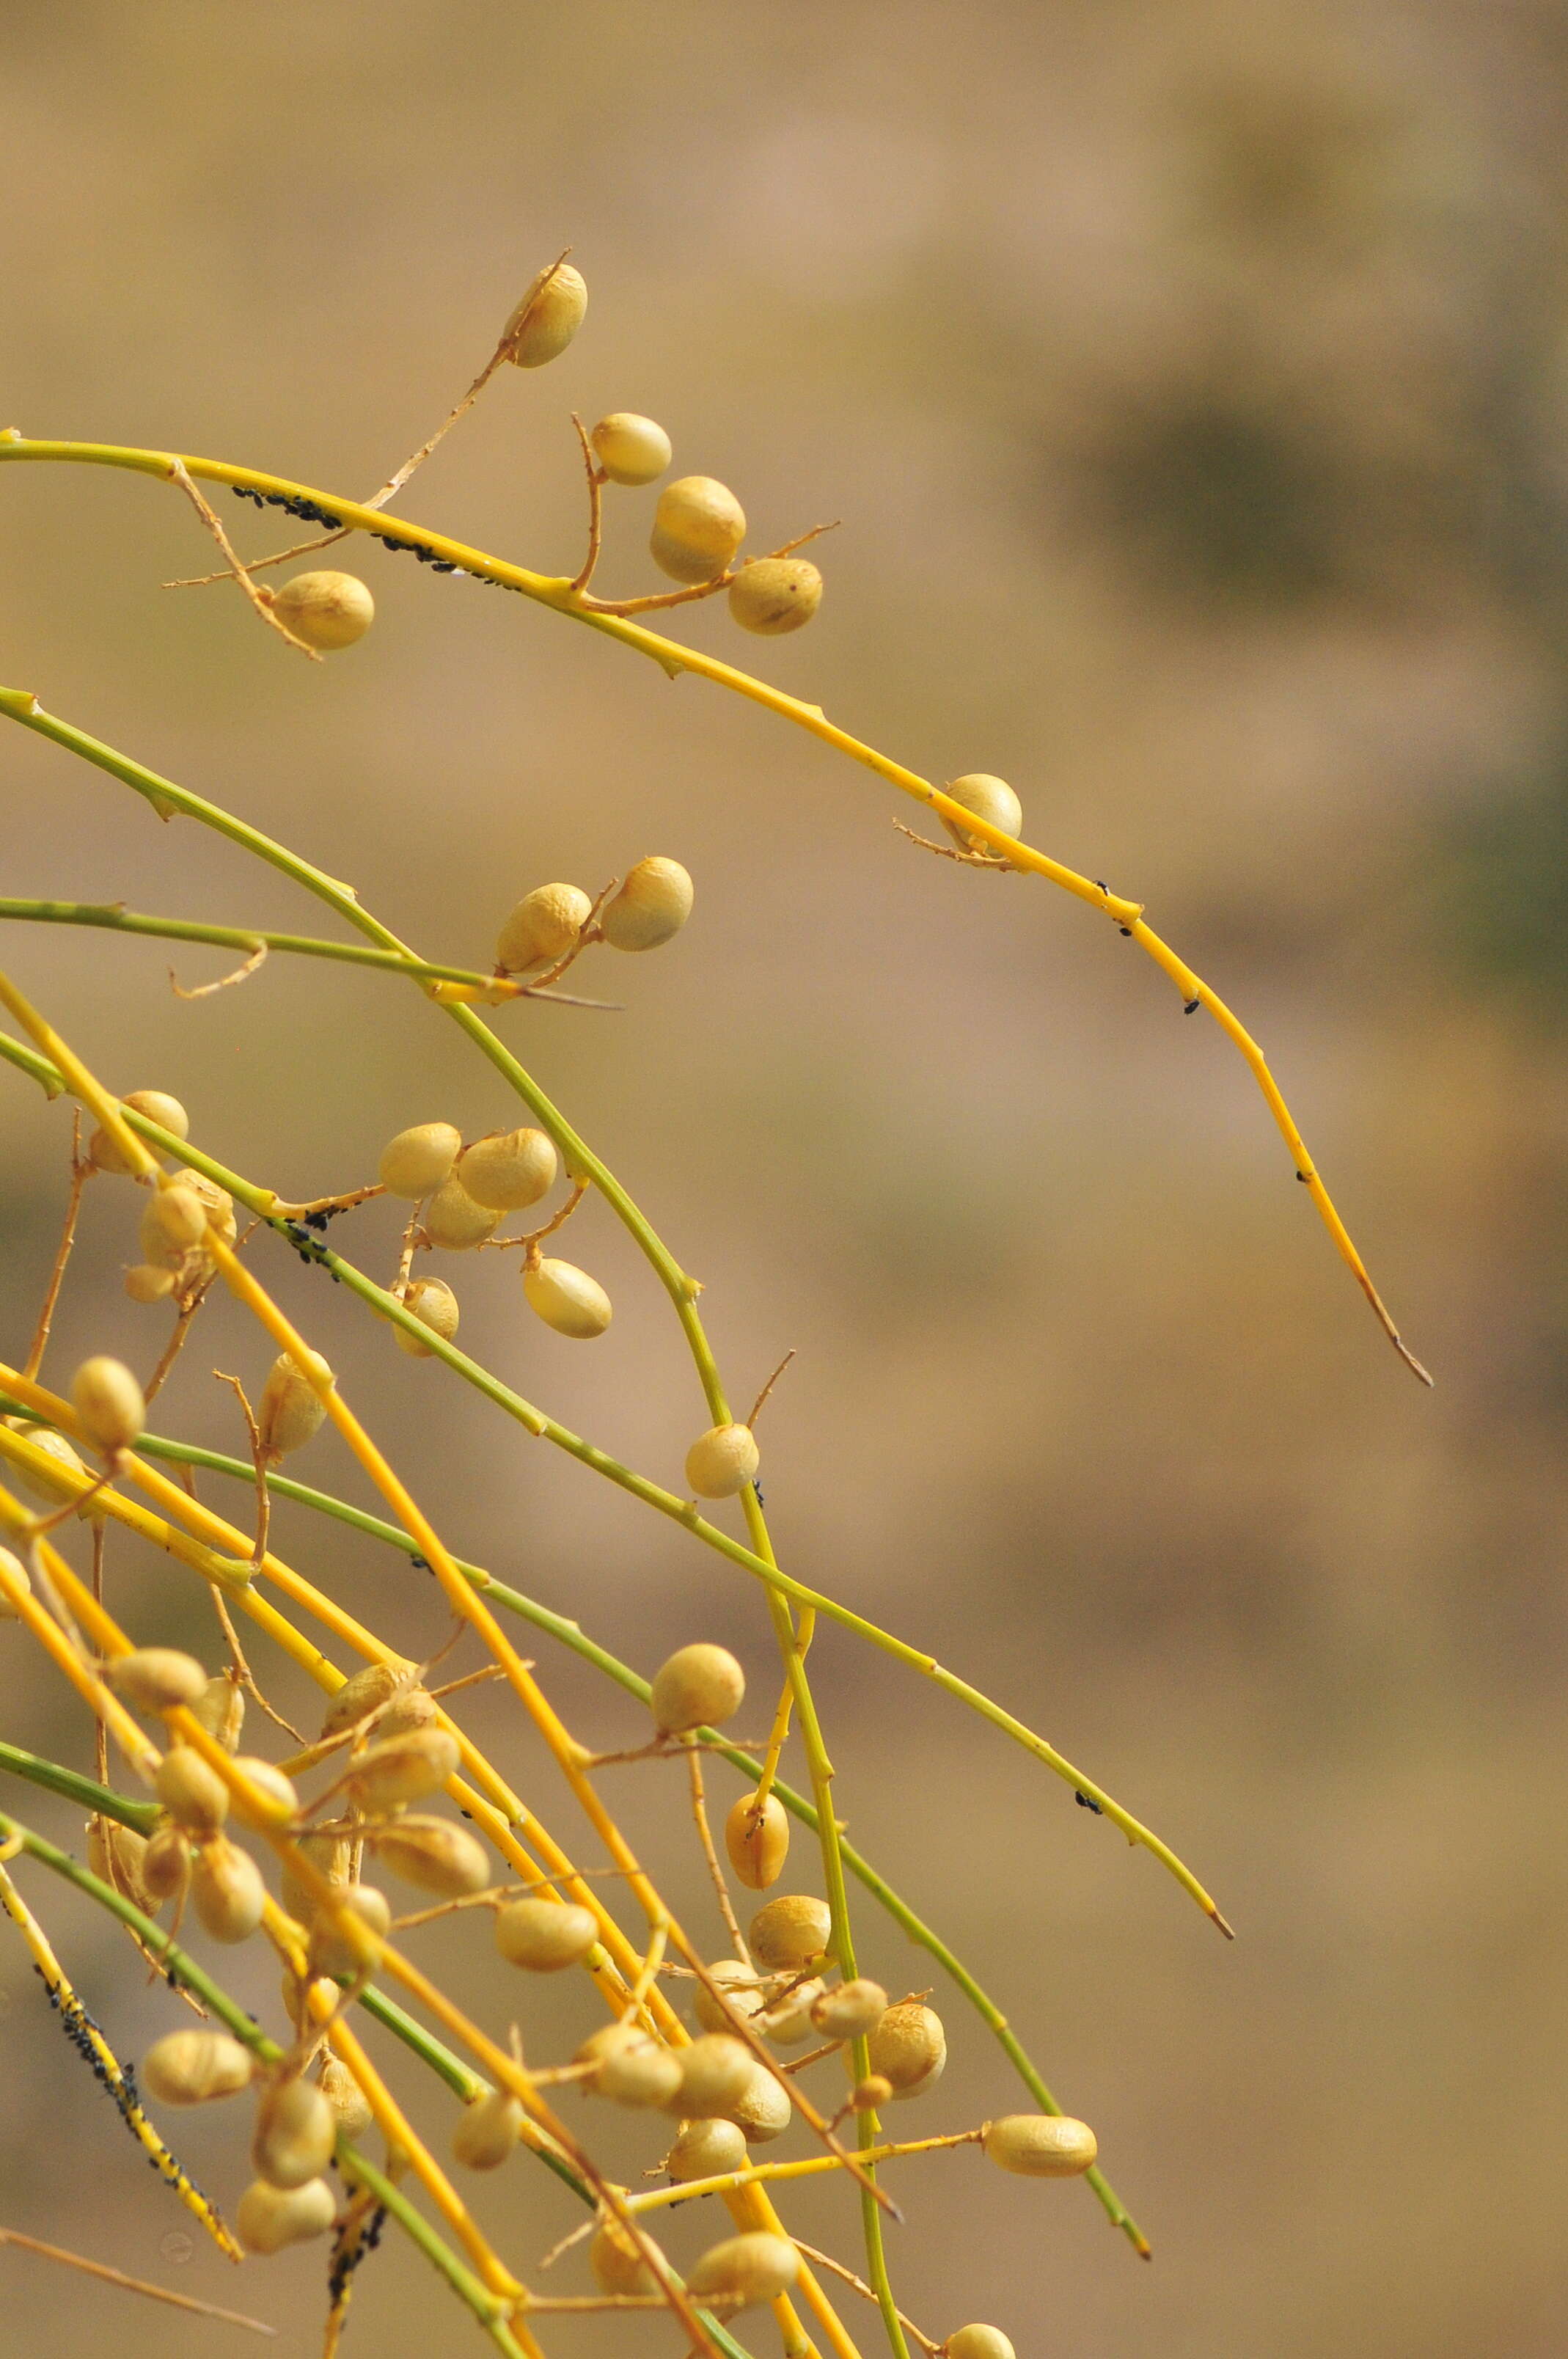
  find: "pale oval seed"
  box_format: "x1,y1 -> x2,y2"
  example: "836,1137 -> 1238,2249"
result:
981,2113 -> 1098,2177
142,2028 -> 255,2105
749,1893 -> 832,1973
598,857 -> 694,954
524,1257 -> 612,1339
378,1122 -> 462,1201
458,1128 -> 557,1213
591,413 -> 673,486
494,1897 -> 598,1972
236,2176 -> 337,2254
270,571 -> 374,652
650,1642 -> 744,1735
685,1422 -> 759,1499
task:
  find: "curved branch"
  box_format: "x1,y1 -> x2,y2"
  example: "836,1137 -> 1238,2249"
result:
0,436 -> 1428,1378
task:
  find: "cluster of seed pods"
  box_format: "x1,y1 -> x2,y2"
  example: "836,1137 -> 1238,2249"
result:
249,257 -> 834,668
0,257 -> 1074,2350
1,1460 -> 1092,2352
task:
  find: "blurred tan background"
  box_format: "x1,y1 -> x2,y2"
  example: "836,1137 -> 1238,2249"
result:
3,2 -> 1567,2353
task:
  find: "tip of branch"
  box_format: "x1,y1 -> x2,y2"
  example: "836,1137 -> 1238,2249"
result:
1210,1907 -> 1236,1941
1394,1338 -> 1435,1387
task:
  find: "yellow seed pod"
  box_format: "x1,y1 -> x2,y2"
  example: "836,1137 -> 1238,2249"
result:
4,1422 -> 90,1508
232,1756 -> 298,1817
458,1128 -> 557,1213
308,1881 -> 392,1981
947,2329 -> 1016,2359
318,2058 -> 373,2140
124,1263 -> 177,1303
106,1647 -> 208,1713
596,2038 -> 684,2111
725,2058 -> 793,2143
364,1815 -> 490,1897
650,1642 -> 744,1736
749,1893 -> 832,1973
155,1745 -> 231,1834
142,1824 -> 191,1903
598,855 -> 695,954
810,1978 -> 888,2042
761,1977 -> 825,2046
494,1896 -> 598,1972
236,2176 -> 337,2255
939,773 -> 1023,859
495,882 -> 593,974
190,1835 -> 266,1944
724,1792 -> 788,1891
142,2029 -> 255,2106
524,1257 -> 612,1339
423,1171 -> 502,1251
981,2113 -> 1098,2177
378,1122 -> 461,1201
693,1958 -> 769,2035
591,412 -> 673,486
70,1356 -> 144,1456
345,1725 -> 460,1811
392,1276 -> 461,1358
189,1674 -> 244,1753
651,475 -> 747,583
686,2231 -> 800,2309
271,570 -> 374,651
667,2115 -> 747,2182
728,557 -> 823,637
88,1089 -> 189,1175
253,2074 -> 337,2190
589,2222 -> 662,2299
574,2022 -> 647,2074
87,1816 -> 157,1912
504,263 -> 587,367
280,1829 -> 349,1924
321,1662 -> 401,1737
676,2034 -> 755,2119
383,1689 -> 442,1743
868,2000 -> 945,2099
0,1544 -> 32,1619
257,1351 -> 332,1458
453,2088 -> 524,2170
139,1184 -> 209,1265
851,2074 -> 893,2113
685,1422 -> 760,1500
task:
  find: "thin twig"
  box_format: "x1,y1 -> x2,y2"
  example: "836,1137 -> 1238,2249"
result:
579,521 -> 840,618
892,817 -> 1010,868
169,464 -> 320,658
169,939 -> 268,999
22,1112 -> 87,1383
142,1270 -> 216,1408
482,1178 -> 590,1256
686,1737 -> 749,1963
569,414 -> 605,595
0,2228 -> 275,2335
212,1370 -> 270,1569
164,255 -> 575,589
792,2242 -> 941,2356
210,1588 -> 307,1745
747,1349 -> 796,1431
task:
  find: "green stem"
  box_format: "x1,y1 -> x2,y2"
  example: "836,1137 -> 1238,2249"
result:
0,1806 -> 530,2352
0,1738 -> 159,1832
0,441 -> 1430,1391
0,896 -> 605,1005
0,1024 -> 1226,1935
12,1426 -> 1147,2253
